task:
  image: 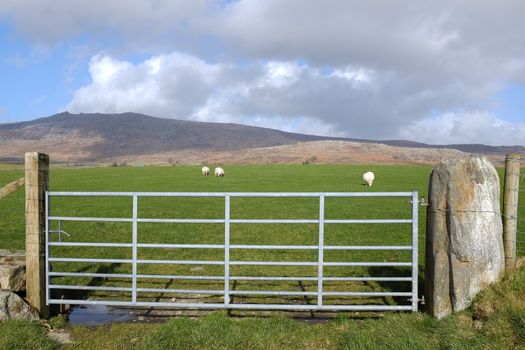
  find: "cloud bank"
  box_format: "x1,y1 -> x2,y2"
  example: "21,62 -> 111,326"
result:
2,0 -> 525,145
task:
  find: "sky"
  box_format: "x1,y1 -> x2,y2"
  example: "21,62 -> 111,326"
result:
0,0 -> 524,146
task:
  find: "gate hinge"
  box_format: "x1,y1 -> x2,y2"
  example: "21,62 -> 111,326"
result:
410,197 -> 429,206
408,295 -> 425,304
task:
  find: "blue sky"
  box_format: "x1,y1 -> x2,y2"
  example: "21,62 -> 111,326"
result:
0,23 -> 68,121
0,0 -> 524,145
497,85 -> 525,123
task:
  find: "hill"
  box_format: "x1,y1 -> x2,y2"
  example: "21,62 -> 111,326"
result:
0,112 -> 522,164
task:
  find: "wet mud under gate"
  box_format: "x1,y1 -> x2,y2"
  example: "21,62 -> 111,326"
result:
66,302 -> 402,326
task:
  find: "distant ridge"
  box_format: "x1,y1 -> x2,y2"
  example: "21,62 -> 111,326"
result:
0,112 -> 342,159
0,112 -> 523,163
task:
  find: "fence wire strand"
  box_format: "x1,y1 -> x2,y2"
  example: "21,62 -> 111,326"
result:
1,183 -> 24,249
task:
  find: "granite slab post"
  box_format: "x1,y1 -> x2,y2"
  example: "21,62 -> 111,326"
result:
425,156 -> 504,319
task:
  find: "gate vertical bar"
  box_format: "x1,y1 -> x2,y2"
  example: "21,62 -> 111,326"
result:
224,194 -> 231,306
132,194 -> 138,304
45,191 -> 50,305
411,191 -> 419,312
317,195 -> 325,307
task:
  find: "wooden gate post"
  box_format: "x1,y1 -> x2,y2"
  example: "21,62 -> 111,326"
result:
25,152 -> 50,318
503,153 -> 520,271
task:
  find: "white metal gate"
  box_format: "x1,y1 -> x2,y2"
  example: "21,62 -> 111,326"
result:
46,191 -> 419,312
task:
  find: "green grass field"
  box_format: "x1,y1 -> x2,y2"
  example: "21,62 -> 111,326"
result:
2,163 -> 525,350
0,164 -> 523,311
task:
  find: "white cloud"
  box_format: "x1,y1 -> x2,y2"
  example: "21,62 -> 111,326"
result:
88,54 -> 132,85
261,61 -> 303,88
68,52 -> 219,117
400,112 -> 525,146
67,51 -> 525,145
67,52 -> 375,137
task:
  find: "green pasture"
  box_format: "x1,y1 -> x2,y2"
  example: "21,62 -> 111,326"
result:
0,164 -> 522,310
3,263 -> 525,349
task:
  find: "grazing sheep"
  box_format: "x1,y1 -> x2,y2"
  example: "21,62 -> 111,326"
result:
214,167 -> 225,177
363,171 -> 375,186
201,166 -> 210,176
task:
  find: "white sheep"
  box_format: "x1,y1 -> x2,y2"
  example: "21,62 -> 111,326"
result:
214,167 -> 225,177
363,171 -> 375,186
201,166 -> 210,176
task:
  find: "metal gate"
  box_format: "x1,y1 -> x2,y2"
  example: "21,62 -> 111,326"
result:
46,191 -> 419,312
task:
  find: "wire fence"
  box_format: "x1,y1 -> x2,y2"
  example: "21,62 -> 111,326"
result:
0,180 -> 26,251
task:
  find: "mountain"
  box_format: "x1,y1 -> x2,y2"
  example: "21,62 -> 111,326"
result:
378,140 -> 525,156
0,112 -> 342,161
0,112 -> 523,164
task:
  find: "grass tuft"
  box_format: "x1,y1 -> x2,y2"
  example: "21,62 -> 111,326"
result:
0,320 -> 57,350
136,312 -> 309,350
49,315 -> 67,330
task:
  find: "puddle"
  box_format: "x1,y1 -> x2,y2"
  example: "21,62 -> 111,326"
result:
68,305 -> 137,325
66,305 -> 348,325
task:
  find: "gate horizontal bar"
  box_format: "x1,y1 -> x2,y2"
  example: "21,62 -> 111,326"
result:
48,217 -> 412,224
49,242 -> 133,248
48,192 -> 137,196
48,191 -> 413,197
231,261 -> 318,266
138,243 -> 224,249
231,219 -> 319,224
55,259 -> 413,267
230,219 -> 411,224
138,218 -> 225,224
49,257 -> 132,264
137,274 -> 223,280
129,275 -> 414,282
49,243 -> 413,251
229,290 -> 316,296
229,276 -> 411,282
48,273 -> 413,282
324,262 -> 411,267
323,291 -> 412,297
137,260 -> 319,266
232,244 -> 317,250
325,245 -> 411,250
48,299 -> 413,311
137,288 -> 223,294
231,276 -> 317,281
49,272 -> 133,278
48,216 -> 132,223
49,285 -> 131,292
226,192 -> 413,197
325,219 -> 412,224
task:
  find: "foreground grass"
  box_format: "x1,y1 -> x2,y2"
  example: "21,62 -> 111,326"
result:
0,320 -> 57,350
2,261 -> 525,349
